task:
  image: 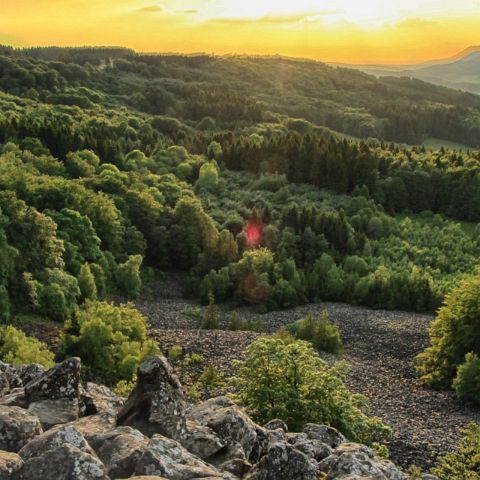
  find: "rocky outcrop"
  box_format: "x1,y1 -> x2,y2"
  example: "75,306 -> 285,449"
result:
117,357 -> 187,440
0,406 -> 43,451
0,356 -> 412,480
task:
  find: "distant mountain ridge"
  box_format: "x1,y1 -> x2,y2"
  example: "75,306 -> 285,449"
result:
334,46 -> 480,94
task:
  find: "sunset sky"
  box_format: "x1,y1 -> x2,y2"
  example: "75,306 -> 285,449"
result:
1,0 -> 480,64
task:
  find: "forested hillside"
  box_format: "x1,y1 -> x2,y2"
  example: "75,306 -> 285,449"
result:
2,45 -> 480,146
0,46 -> 480,327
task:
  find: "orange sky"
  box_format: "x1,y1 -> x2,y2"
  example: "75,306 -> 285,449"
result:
1,1 -> 480,64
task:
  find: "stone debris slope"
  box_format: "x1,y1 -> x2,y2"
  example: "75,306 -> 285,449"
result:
0,356 -> 434,480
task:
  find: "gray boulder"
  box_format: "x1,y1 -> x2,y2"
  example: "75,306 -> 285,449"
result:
18,424 -> 95,461
245,442 -> 319,480
12,443 -> 107,480
24,358 -> 81,429
25,358 -> 81,403
0,406 -> 42,452
81,382 -> 123,416
189,396 -> 258,460
302,423 -> 346,448
134,434 -> 227,479
294,439 -> 333,462
0,451 -> 23,478
263,420 -> 288,433
88,426 -> 148,479
117,356 -> 188,441
182,420 -> 225,460
319,443 -> 408,480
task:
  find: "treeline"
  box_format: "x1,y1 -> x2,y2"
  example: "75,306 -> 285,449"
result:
220,133 -> 480,221
2,47 -> 480,146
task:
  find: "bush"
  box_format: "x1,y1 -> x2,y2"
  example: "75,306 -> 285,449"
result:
202,292 -> 219,330
116,255 -> 142,298
431,423 -> 480,480
287,311 -> 343,354
78,263 -> 97,302
62,301 -> 160,385
0,326 -> 54,368
417,276 -> 480,389
453,353 -> 480,405
232,336 -> 390,445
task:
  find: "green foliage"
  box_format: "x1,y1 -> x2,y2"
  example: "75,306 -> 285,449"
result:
417,276 -> 480,389
0,325 -> 54,368
197,364 -> 224,391
453,353 -> 480,405
202,292 -> 220,330
287,311 -> 344,354
431,423 -> 480,480
62,301 -> 160,385
183,353 -> 204,367
232,336 -> 391,445
168,345 -> 183,363
116,255 -> 142,298
78,264 -> 97,302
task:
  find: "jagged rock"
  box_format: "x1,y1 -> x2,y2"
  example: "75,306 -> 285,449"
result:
25,358 -> 81,403
117,356 -> 188,440
209,443 -> 252,477
319,443 -> 408,480
15,365 -> 45,387
88,426 -> 148,479
303,423 -> 346,448
69,412 -> 117,438
18,424 -> 95,461
0,371 -> 10,396
294,439 -> 333,462
13,444 -> 107,480
245,442 -> 319,480
263,420 -> 288,433
286,432 -> 308,444
189,397 -> 258,460
81,382 -> 123,416
250,426 -> 286,464
0,389 -> 25,408
182,420 -> 225,460
134,434 -> 226,479
0,406 -> 42,452
28,398 -> 79,429
422,475 -> 440,480
0,451 -> 23,478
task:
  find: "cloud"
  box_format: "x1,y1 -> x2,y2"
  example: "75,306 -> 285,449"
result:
394,18 -> 438,29
136,5 -> 162,13
210,10 -> 342,25
177,9 -> 198,15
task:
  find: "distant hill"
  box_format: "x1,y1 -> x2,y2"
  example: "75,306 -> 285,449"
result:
2,45 -> 480,146
337,47 -> 480,94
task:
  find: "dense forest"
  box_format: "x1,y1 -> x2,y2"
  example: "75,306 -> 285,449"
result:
1,45 -> 480,326
0,46 -> 479,478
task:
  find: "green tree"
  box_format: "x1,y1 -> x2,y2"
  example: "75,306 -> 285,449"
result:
202,292 -> 219,330
453,353 -> 480,405
417,276 -> 480,389
78,263 -> 97,302
0,325 -> 54,368
431,423 -> 480,480
232,336 -> 390,445
62,301 -> 160,385
117,255 -> 142,298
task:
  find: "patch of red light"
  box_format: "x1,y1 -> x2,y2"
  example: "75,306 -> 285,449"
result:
245,221 -> 262,247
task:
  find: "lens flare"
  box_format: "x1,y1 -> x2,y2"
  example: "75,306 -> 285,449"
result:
245,221 -> 262,247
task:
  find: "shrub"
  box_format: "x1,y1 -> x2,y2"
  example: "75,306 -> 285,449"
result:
431,423 -> 480,480
197,364 -> 224,391
453,353 -> 480,405
116,255 -> 142,298
0,325 -> 54,368
78,263 -> 97,302
417,276 -> 480,389
232,336 -> 391,445
0,286 -> 10,323
202,292 -> 219,330
287,311 -> 343,354
62,301 -> 160,385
